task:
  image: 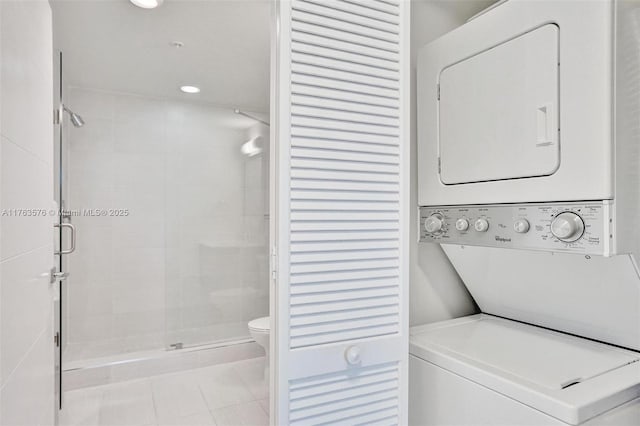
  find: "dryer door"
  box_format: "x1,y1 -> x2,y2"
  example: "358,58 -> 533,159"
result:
439,24 -> 560,185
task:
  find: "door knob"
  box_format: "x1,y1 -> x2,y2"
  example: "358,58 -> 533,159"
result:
344,345 -> 362,365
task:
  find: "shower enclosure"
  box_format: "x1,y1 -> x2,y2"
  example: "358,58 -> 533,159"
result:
57,84 -> 270,368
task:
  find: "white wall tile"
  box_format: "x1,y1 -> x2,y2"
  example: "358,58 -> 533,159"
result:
69,88 -> 115,121
113,152 -> 164,187
67,312 -> 114,344
0,2 -> 56,425
69,118 -> 114,153
0,138 -> 53,260
0,322 -> 55,426
0,0 -> 53,164
0,245 -> 54,384
114,118 -> 166,154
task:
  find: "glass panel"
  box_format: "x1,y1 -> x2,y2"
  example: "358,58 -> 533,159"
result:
62,88 -> 270,363
164,104 -> 270,348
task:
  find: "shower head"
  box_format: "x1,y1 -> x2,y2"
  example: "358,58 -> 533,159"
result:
63,105 -> 85,128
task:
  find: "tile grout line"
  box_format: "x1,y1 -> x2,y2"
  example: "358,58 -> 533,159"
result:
232,360 -> 267,402
0,312 -> 52,392
197,382 -> 219,425
149,378 -> 161,426
0,133 -> 53,169
0,242 -> 53,265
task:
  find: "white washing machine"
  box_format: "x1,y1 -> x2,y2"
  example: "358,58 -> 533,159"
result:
409,315 -> 640,425
414,0 -> 640,424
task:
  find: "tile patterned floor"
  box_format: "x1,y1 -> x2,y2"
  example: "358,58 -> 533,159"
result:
60,357 -> 269,426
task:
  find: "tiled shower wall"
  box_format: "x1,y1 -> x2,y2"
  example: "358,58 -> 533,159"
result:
0,1 -> 56,424
64,88 -> 269,362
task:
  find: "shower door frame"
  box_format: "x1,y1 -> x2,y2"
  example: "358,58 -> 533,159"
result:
54,50 -> 69,411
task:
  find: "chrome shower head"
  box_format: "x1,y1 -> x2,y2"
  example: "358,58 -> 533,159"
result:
63,105 -> 85,128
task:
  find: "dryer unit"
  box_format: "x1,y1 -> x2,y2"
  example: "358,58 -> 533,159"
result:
418,0 -> 640,259
413,1 -> 640,425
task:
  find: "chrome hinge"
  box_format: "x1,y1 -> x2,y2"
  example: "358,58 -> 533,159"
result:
50,267 -> 69,284
438,157 -> 441,174
270,246 -> 277,280
54,332 -> 60,347
437,84 -> 440,100
169,342 -> 183,350
53,107 -> 62,125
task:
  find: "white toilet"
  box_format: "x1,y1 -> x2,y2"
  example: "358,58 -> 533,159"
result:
248,316 -> 270,380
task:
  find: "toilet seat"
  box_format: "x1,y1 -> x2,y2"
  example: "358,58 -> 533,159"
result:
248,316 -> 269,332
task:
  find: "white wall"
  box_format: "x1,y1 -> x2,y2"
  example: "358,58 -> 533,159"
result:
409,0 -> 496,326
0,1 -> 56,424
64,88 -> 269,359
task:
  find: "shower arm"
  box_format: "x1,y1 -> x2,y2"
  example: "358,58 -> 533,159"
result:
234,109 -> 270,127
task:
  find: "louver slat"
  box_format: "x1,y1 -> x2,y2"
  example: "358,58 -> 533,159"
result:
280,0 -> 406,423
302,0 -> 400,25
289,364 -> 400,425
293,0 -> 399,34
288,0 -> 401,334
290,305 -> 399,325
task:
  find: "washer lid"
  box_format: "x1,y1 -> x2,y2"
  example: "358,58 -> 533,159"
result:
414,315 -> 637,389
410,315 -> 640,425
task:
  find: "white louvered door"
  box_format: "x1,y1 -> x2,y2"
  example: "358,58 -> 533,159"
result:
271,0 -> 409,424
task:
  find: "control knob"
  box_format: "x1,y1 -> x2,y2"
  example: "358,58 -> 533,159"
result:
551,212 -> 585,242
474,218 -> 489,232
424,214 -> 444,234
455,218 -> 469,232
513,219 -> 530,234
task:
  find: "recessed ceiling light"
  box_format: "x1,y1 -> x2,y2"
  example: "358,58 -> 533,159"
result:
180,85 -> 200,94
129,0 -> 163,9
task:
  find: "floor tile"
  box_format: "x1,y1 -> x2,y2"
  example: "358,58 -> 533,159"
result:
156,411 -> 217,426
233,358 -> 268,401
151,371 -> 210,421
196,364 -> 256,410
61,357 -> 268,426
59,387 -> 104,426
211,401 -> 268,426
97,379 -> 156,426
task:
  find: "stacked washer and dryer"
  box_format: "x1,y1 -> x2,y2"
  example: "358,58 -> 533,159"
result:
412,0 -> 640,425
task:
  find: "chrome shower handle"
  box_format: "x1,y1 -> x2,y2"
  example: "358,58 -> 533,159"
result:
55,222 -> 76,255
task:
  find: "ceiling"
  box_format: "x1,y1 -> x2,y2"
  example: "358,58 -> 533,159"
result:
52,0 -> 271,113
52,0 -> 497,116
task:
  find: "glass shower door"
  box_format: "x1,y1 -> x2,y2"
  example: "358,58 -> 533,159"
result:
164,103 -> 270,349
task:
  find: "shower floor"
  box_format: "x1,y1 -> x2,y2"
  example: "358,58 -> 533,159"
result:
59,357 -> 269,426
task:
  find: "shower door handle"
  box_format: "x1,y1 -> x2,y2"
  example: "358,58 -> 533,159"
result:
55,222 -> 76,255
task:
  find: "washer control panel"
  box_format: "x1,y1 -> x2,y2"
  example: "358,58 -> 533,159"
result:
419,202 -> 612,255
